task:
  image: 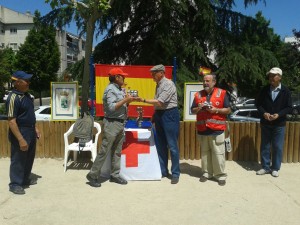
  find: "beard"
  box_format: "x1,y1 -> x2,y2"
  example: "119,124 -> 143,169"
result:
204,85 -> 210,91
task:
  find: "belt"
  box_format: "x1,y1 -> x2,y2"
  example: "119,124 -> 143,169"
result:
18,124 -> 35,128
155,107 -> 178,112
104,117 -> 125,123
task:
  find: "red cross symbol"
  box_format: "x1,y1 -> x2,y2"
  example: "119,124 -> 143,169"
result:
122,131 -> 150,167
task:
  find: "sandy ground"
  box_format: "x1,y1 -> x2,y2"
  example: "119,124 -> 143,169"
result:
0,158 -> 300,225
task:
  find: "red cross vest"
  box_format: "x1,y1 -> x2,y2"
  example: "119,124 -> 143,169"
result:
194,88 -> 227,132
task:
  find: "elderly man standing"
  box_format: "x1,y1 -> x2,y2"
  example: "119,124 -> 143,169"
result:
142,64 -> 180,184
6,71 -> 41,195
86,68 -> 138,187
255,67 -> 292,177
191,73 -> 231,186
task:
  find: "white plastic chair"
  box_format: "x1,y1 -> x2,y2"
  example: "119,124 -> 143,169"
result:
63,122 -> 101,172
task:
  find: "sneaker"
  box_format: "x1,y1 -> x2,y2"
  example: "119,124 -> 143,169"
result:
110,176 -> 128,185
271,170 -> 279,177
218,180 -> 226,186
86,174 -> 101,187
9,186 -> 25,195
171,177 -> 179,184
256,169 -> 270,175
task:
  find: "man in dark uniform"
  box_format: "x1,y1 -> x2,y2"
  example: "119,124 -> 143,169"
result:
6,71 -> 41,195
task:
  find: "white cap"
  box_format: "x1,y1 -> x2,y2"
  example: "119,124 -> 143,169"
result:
266,67 -> 282,76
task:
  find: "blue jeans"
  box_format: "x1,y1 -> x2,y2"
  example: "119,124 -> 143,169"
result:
260,124 -> 285,171
154,108 -> 180,178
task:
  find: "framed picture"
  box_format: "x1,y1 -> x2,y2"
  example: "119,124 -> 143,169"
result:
183,82 -> 203,121
51,82 -> 79,121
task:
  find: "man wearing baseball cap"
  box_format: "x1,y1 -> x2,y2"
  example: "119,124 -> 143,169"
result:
6,71 -> 41,194
86,67 -> 139,187
255,67 -> 292,177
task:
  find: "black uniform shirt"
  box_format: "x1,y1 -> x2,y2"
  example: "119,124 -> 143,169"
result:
6,89 -> 36,127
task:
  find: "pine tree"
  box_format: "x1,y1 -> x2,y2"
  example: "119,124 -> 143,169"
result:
15,11 -> 60,105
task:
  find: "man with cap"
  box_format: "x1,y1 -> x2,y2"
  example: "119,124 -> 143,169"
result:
255,67 -> 292,177
142,64 -> 180,184
6,71 -> 41,195
86,67 -> 138,187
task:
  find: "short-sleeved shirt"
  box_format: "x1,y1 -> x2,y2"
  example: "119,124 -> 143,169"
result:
103,83 -> 127,120
6,89 -> 36,127
155,77 -> 178,110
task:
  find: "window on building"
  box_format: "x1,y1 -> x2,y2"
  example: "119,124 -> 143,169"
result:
9,43 -> 18,50
82,41 -> 85,51
10,28 -> 17,34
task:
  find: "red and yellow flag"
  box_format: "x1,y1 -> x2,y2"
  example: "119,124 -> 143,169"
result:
95,64 -> 173,118
199,66 -> 211,75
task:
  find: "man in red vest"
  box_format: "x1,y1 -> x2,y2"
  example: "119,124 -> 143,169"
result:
191,73 -> 231,186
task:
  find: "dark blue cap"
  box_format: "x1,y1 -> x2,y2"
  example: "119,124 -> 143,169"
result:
12,71 -> 33,81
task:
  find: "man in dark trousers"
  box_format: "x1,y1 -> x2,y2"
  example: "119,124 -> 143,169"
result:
141,64 -> 180,184
255,67 -> 292,177
6,71 -> 41,195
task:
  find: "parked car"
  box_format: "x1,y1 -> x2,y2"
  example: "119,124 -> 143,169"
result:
229,108 -> 260,122
2,90 -> 10,101
292,100 -> 300,115
79,97 -> 95,110
235,98 -> 256,109
35,105 -> 51,121
236,96 -> 247,104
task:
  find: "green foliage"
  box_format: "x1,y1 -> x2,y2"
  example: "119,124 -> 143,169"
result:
0,104 -> 6,114
94,0 -> 215,69
94,0 -> 277,114
64,58 -> 85,83
44,0 -> 114,112
45,0 -> 299,114
0,48 -> 16,101
15,11 -> 60,99
276,42 -> 300,92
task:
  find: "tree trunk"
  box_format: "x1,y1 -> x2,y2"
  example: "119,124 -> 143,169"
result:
81,18 -> 95,114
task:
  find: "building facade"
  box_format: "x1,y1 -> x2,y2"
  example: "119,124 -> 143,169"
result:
0,5 -> 85,77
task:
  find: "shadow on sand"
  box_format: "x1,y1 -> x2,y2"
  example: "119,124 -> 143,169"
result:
179,162 -> 202,178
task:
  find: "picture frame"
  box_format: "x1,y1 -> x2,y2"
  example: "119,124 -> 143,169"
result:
51,82 -> 79,121
183,82 -> 203,121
